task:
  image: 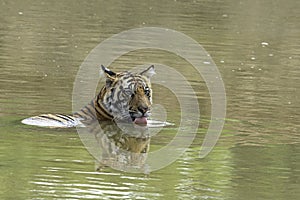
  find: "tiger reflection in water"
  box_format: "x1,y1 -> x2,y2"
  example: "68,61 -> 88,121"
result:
83,120 -> 151,173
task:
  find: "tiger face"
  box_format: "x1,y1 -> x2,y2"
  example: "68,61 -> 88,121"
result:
99,65 -> 155,125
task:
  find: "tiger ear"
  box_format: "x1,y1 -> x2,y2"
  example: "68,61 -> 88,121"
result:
101,65 -> 116,87
140,65 -> 155,79
101,65 -> 116,77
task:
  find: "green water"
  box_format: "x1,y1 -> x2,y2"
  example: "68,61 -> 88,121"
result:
1,0 -> 299,199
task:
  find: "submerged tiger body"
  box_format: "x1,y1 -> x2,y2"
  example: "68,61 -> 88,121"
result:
22,65 -> 155,128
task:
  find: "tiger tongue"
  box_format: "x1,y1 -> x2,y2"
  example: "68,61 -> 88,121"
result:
134,117 -> 147,125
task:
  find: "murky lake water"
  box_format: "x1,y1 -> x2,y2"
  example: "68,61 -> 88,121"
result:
1,0 -> 299,199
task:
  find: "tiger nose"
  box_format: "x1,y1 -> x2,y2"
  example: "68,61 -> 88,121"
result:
138,105 -> 149,114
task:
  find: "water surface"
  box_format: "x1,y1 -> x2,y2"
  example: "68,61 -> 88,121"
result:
0,0 -> 299,199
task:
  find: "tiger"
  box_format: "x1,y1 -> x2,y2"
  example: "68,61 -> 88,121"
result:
22,65 -> 155,127
22,65 -> 156,173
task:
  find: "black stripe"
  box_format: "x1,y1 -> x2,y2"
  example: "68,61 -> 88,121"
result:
95,100 -> 113,119
39,115 -> 63,123
116,90 -> 122,99
56,114 -> 75,122
123,75 -> 133,80
76,108 -> 90,119
85,103 -> 97,117
80,106 -> 91,116
128,82 -> 135,90
74,108 -> 88,118
95,103 -> 111,119
95,91 -> 114,119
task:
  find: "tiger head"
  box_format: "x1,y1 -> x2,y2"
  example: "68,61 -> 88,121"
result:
99,65 -> 155,125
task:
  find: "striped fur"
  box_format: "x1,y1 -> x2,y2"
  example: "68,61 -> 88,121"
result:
21,65 -> 155,128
